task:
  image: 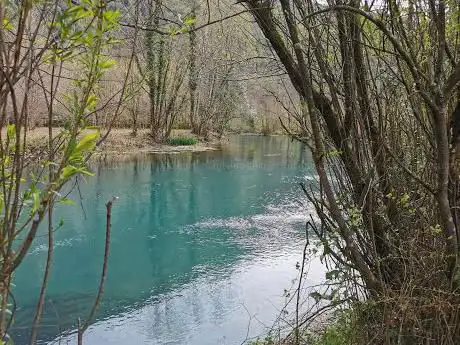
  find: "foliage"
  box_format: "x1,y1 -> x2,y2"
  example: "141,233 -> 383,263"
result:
248,309 -> 356,345
241,0 -> 460,343
248,336 -> 276,345
167,136 -> 198,146
310,310 -> 356,345
0,0 -> 121,342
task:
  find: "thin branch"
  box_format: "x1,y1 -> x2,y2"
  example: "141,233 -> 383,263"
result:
119,9 -> 250,35
77,197 -> 117,345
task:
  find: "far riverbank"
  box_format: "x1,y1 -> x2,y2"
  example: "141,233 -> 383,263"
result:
25,128 -> 221,156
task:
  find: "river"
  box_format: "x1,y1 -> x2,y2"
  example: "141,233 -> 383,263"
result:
12,135 -> 323,345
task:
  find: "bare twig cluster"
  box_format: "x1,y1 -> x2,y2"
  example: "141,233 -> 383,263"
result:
239,0 -> 460,343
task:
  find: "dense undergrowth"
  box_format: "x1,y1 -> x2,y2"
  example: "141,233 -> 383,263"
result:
240,0 -> 460,343
249,308 -> 354,345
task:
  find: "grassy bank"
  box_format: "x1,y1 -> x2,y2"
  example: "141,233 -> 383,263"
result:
248,307 -> 356,345
24,127 -> 220,156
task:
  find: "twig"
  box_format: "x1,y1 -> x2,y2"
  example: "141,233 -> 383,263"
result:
29,206 -> 54,345
119,10 -> 251,35
383,142 -> 436,195
239,303 -> 253,345
4,289 -> 16,337
77,196 -> 117,345
295,221 -> 310,345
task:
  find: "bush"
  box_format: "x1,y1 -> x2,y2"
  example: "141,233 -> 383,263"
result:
311,310 -> 355,345
249,336 -> 275,345
167,136 -> 198,146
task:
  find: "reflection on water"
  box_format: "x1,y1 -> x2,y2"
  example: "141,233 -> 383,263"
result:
12,135 -> 320,345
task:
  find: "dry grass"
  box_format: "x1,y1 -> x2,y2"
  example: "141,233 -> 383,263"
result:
18,127 -> 219,156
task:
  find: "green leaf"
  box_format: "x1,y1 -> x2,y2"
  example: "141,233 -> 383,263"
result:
86,94 -> 98,111
325,270 -> 341,280
59,197 -> 76,206
184,16 -> 196,27
168,26 -> 180,36
310,291 -> 323,302
75,130 -> 99,153
61,165 -> 78,180
99,58 -> 116,70
327,150 -> 343,157
103,9 -> 121,26
6,124 -> 15,140
32,190 -> 41,213
79,168 -> 94,177
3,18 -> 13,30
400,193 -> 410,206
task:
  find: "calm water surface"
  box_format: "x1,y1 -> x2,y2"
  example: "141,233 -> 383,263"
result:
12,135 -> 322,345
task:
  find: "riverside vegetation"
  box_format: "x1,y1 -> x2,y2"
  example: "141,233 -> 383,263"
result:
1,0 -> 460,344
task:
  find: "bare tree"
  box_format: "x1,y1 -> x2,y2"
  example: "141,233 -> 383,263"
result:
239,0 -> 460,343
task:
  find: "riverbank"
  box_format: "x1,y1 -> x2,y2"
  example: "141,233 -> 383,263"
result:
26,127 -> 221,156
97,128 -> 221,155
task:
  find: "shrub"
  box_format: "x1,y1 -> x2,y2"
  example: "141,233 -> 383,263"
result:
311,310 -> 356,345
249,336 -> 275,345
167,136 -> 198,146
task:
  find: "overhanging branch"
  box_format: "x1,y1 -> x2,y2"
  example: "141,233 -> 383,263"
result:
120,9 -> 251,35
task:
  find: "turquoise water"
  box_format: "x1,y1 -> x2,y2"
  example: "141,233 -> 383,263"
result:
12,135 -> 321,345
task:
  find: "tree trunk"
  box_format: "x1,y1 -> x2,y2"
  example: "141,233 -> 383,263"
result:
189,6 -> 199,134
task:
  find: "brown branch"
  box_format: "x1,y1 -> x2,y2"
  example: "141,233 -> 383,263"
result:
301,4 -> 438,112
444,63 -> 460,100
29,207 -> 53,345
295,222 -> 310,345
383,143 -> 436,195
10,210 -> 46,273
119,9 -> 250,35
77,197 -> 116,345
